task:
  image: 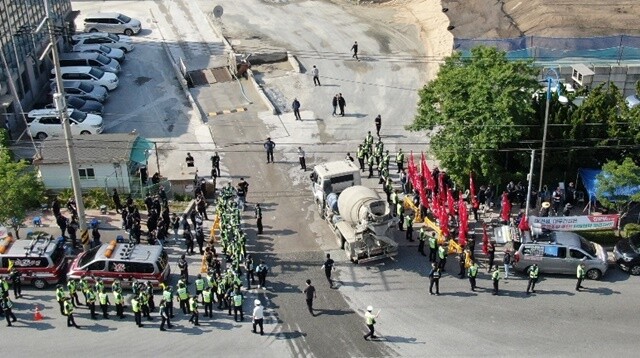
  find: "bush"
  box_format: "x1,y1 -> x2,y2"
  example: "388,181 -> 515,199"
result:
623,223 -> 640,238
578,230 -> 621,246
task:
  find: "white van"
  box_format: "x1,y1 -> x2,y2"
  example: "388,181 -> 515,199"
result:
83,13 -> 142,36
59,53 -> 120,73
52,66 -> 119,91
72,33 -> 134,53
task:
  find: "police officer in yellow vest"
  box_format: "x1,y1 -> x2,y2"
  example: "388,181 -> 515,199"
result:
367,154 -> 375,179
98,288 -> 110,319
356,144 -> 365,172
396,204 -> 404,229
78,276 -> 90,304
67,279 -> 80,307
131,296 -> 143,327
576,262 -> 586,291
418,227 -> 427,256
64,297 -> 80,329
1,296 -> 17,326
195,274 -> 206,300
363,305 -> 379,340
114,288 -> 125,319
202,286 -> 213,318
395,148 -> 404,173
159,299 -> 173,331
163,286 -> 175,318
428,233 -> 438,262
188,295 -> 200,326
468,260 -> 478,291
232,289 -> 244,322
437,244 -> 447,270
526,263 -> 539,294
491,268 -> 501,295
55,284 -> 66,315
177,282 -> 190,314
390,190 -> 399,215
86,286 -> 97,319
404,214 -> 414,241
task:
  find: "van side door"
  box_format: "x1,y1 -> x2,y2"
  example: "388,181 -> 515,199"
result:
542,245 -> 567,273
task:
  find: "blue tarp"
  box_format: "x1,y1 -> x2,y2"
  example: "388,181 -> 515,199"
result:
579,168 -> 640,201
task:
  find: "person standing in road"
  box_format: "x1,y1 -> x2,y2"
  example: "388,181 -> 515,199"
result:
9,268 -> 21,299
503,250 -> 512,279
395,148 -> 405,173
189,295 -> 200,326
321,253 -> 335,288
56,284 -> 66,315
576,262 -> 586,291
159,299 -> 172,331
210,152 -> 221,178
298,147 -> 307,171
252,299 -> 264,335
303,279 -> 316,315
202,286 -> 213,318
374,114 -> 382,137
178,255 -> 189,283
162,285 -> 174,318
292,98 -> 302,121
429,232 -> 438,262
458,250 -> 467,279
363,305 -> 379,340
487,240 -> 496,272
468,260 -> 478,291
428,263 -> 441,295
526,263 -> 539,294
85,288 -> 97,319
264,137 -> 276,163
256,261 -> 269,289
332,94 -> 338,116
351,41 -> 359,60
418,227 -> 427,256
185,152 -> 195,167
112,188 -> 122,214
232,290 -> 244,322
338,93 -> 346,116
356,144 -> 365,171
1,297 -> 17,326
312,65 -> 320,86
98,288 -> 110,319
114,288 -> 125,319
131,295 -> 143,327
404,214 -> 414,241
491,268 -> 500,295
437,244 -> 447,270
64,297 -> 80,329
255,204 -> 263,235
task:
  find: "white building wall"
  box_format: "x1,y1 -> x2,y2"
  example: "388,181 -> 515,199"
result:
38,162 -> 131,193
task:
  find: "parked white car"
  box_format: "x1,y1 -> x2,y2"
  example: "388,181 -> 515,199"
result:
71,44 -> 125,63
83,13 -> 141,36
626,94 -> 640,109
71,33 -> 134,52
27,108 -> 104,140
52,66 -> 119,91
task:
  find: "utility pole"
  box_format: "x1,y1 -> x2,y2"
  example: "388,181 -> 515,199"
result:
43,0 -> 89,251
524,149 -> 535,221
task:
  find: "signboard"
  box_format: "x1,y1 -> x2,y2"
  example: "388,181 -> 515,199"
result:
528,214 -> 619,231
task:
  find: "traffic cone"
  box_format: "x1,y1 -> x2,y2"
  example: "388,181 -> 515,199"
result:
34,306 -> 43,321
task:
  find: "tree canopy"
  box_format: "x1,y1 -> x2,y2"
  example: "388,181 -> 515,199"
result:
0,133 -> 45,238
596,157 -> 640,220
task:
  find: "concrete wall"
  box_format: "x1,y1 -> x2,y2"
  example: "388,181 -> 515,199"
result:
557,64 -> 640,96
38,162 -> 131,193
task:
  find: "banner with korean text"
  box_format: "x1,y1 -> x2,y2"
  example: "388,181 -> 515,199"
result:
528,215 -> 619,231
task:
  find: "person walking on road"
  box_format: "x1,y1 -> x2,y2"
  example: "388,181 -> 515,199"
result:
321,253 -> 335,288
292,98 -> 302,121
298,147 -> 307,171
363,305 -> 379,340
351,41 -> 359,60
64,297 -> 80,329
503,250 -> 512,279
1,297 -> 17,326
332,94 -> 338,116
210,152 -> 221,178
437,244 -> 447,270
428,263 -> 441,295
312,65 -> 321,86
264,137 -> 276,163
252,299 -> 264,335
526,263 -> 539,294
404,214 -> 414,241
338,93 -> 346,116
468,260 -> 478,291
112,188 -> 122,214
185,152 -> 195,167
576,261 -> 586,291
429,232 -> 437,262
374,114 -> 382,136
418,227 -> 427,256
491,268 -> 501,295
159,299 -> 172,331
255,204 -> 263,234
303,279 -> 316,316
487,240 -> 496,272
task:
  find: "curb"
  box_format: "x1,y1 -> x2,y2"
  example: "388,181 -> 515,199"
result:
247,69 -> 278,115
287,51 -> 301,73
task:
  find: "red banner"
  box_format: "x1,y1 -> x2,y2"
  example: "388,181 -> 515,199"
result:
408,152 -> 418,188
482,223 -> 489,255
458,196 -> 468,246
470,172 -> 479,209
421,153 -> 434,190
500,192 -> 511,222
447,188 -> 455,216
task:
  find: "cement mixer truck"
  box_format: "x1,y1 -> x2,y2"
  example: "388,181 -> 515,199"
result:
310,161 -> 398,263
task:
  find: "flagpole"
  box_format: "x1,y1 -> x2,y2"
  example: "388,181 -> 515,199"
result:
524,149 -> 535,240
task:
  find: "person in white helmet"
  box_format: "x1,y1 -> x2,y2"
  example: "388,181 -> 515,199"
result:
363,305 -> 380,340
252,299 -> 264,335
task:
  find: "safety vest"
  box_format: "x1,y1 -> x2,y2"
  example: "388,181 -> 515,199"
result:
233,294 -> 243,307
577,265 -> 585,278
189,298 -> 198,312
163,289 -> 172,301
391,192 -> 398,204
529,266 -> 539,279
367,155 -> 375,165
98,292 -> 109,305
131,298 -> 140,313
492,270 -> 500,281
468,264 -> 478,277
365,312 -> 375,325
429,236 -> 437,249
382,155 -> 390,166
419,228 -> 427,241
366,134 -> 373,145
357,148 -> 365,159
195,278 -> 205,291
79,279 -> 89,293
86,291 -> 96,303
67,281 -> 76,293
95,281 -> 104,293
438,246 -> 446,259
4,298 -> 13,309
203,290 -> 212,303
396,204 -> 403,216
177,287 -> 188,300
114,291 -> 124,305
396,152 -> 404,163
56,287 -> 65,302
404,215 -> 413,227
64,301 -> 74,315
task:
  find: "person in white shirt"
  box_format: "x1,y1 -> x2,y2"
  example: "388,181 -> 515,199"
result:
312,65 -> 320,86
252,299 -> 264,335
298,147 -> 306,171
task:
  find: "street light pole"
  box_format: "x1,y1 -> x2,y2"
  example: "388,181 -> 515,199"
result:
525,149 -> 535,220
537,78 -> 552,196
43,0 -> 89,251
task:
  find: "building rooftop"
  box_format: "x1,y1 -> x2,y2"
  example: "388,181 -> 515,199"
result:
37,133 -> 140,165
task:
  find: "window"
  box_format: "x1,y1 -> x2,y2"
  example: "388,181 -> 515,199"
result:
569,249 -> 587,259
86,260 -> 105,271
543,246 -> 566,258
39,116 -> 60,125
79,168 -> 96,179
108,261 -> 155,274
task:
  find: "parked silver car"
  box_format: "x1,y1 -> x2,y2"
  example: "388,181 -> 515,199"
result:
513,231 -> 608,280
83,13 -> 141,36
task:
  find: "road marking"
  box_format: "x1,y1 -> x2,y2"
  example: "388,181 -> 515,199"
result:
209,107 -> 247,116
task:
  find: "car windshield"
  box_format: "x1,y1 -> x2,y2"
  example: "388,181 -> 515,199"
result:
67,97 -> 84,107
96,54 -> 110,64
98,45 -> 111,53
69,109 -> 87,122
579,237 -> 597,256
79,246 -> 100,267
88,67 -> 104,78
629,235 -> 640,253
117,14 -> 132,23
106,34 -> 119,41
78,82 -> 94,92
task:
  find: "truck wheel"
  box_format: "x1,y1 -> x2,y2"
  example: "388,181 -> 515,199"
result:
32,278 -> 47,289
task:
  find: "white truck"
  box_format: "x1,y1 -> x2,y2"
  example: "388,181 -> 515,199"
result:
311,161 -> 398,263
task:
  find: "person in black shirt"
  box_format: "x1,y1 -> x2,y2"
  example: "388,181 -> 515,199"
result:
185,152 -> 195,167
210,152 -> 220,178
321,254 -> 335,288
303,279 -> 316,315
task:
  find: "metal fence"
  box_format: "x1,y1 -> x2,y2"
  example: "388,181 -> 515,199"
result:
454,35 -> 640,64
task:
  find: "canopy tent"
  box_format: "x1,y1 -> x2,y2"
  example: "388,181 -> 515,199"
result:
130,137 -> 154,165
578,168 -> 640,202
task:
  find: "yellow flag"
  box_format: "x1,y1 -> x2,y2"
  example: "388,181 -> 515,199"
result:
7,259 -> 14,271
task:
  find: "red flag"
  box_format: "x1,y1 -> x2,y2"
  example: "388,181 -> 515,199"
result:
482,223 -> 489,255
447,188 -> 455,216
458,196 -> 468,246
518,215 -> 530,231
421,153 -> 434,190
470,172 -> 479,209
500,192 -> 511,222
431,191 -> 440,217
408,152 -> 417,188
439,206 -> 449,238
438,173 -> 446,204
416,176 -> 429,210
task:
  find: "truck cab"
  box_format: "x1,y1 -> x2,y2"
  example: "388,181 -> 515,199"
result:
310,160 -> 361,217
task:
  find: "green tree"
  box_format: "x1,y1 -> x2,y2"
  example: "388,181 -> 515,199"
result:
408,46 -> 539,184
596,157 -> 640,221
0,151 -> 46,239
